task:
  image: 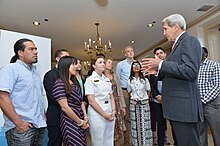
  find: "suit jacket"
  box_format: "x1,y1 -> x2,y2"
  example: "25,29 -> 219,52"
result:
149,75 -> 161,103
159,32 -> 203,122
43,68 -> 61,126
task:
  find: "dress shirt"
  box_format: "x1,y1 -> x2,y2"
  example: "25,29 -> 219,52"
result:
127,77 -> 151,100
151,80 -> 163,103
116,59 -> 134,88
0,60 -> 46,131
198,58 -> 220,104
158,31 -> 186,72
157,80 -> 162,94
172,31 -> 185,49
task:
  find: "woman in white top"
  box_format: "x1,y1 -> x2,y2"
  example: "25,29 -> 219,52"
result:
84,56 -> 116,146
127,60 -> 152,146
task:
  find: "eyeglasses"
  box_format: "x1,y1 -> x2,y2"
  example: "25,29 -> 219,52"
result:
132,64 -> 140,67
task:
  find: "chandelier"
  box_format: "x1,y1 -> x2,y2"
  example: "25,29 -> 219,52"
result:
84,23 -> 112,56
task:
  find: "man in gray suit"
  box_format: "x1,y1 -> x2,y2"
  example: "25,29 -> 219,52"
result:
142,14 -> 203,146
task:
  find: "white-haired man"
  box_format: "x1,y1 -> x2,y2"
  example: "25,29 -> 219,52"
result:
142,14 -> 203,146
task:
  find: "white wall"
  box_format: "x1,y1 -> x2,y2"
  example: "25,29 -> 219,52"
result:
187,11 -> 220,62
207,28 -> 220,62
0,29 -> 51,126
136,10 -> 220,62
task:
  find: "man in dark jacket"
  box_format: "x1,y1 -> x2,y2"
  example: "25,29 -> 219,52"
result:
43,49 -> 69,146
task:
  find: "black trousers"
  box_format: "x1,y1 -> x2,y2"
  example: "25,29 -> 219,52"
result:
152,102 -> 166,146
47,125 -> 62,146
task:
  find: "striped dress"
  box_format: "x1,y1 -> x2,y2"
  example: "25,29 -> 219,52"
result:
53,78 -> 87,146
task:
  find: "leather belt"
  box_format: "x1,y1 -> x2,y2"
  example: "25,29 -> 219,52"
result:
130,99 -> 149,105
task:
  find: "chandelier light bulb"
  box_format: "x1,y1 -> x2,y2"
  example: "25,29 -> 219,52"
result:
84,23 -> 112,56
84,42 -> 87,48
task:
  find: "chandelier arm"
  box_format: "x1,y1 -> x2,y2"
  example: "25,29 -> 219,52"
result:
84,22 -> 112,56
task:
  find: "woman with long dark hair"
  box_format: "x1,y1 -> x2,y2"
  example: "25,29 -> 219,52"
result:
127,60 -> 152,146
52,56 -> 89,146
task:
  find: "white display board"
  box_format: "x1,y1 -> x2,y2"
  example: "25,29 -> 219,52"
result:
0,29 -> 51,126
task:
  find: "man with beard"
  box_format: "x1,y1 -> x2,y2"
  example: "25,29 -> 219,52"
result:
0,38 -> 46,146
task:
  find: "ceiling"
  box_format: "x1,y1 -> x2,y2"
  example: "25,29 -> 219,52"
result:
0,0 -> 219,61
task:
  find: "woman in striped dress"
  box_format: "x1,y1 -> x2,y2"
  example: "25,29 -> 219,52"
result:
52,56 -> 89,146
127,60 -> 152,146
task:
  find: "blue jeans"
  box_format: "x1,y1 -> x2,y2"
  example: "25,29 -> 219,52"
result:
6,127 -> 46,146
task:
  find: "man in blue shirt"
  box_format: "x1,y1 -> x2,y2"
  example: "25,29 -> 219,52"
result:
116,46 -> 134,145
198,47 -> 220,146
0,38 -> 46,146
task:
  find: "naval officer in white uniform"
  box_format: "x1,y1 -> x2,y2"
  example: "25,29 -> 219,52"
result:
85,56 -> 116,146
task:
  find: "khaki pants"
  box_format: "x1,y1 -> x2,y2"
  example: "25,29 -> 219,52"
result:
122,89 -> 131,145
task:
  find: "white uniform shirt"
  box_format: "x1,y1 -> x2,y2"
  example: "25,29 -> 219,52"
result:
127,77 -> 151,100
85,71 -> 115,146
85,71 -> 112,106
